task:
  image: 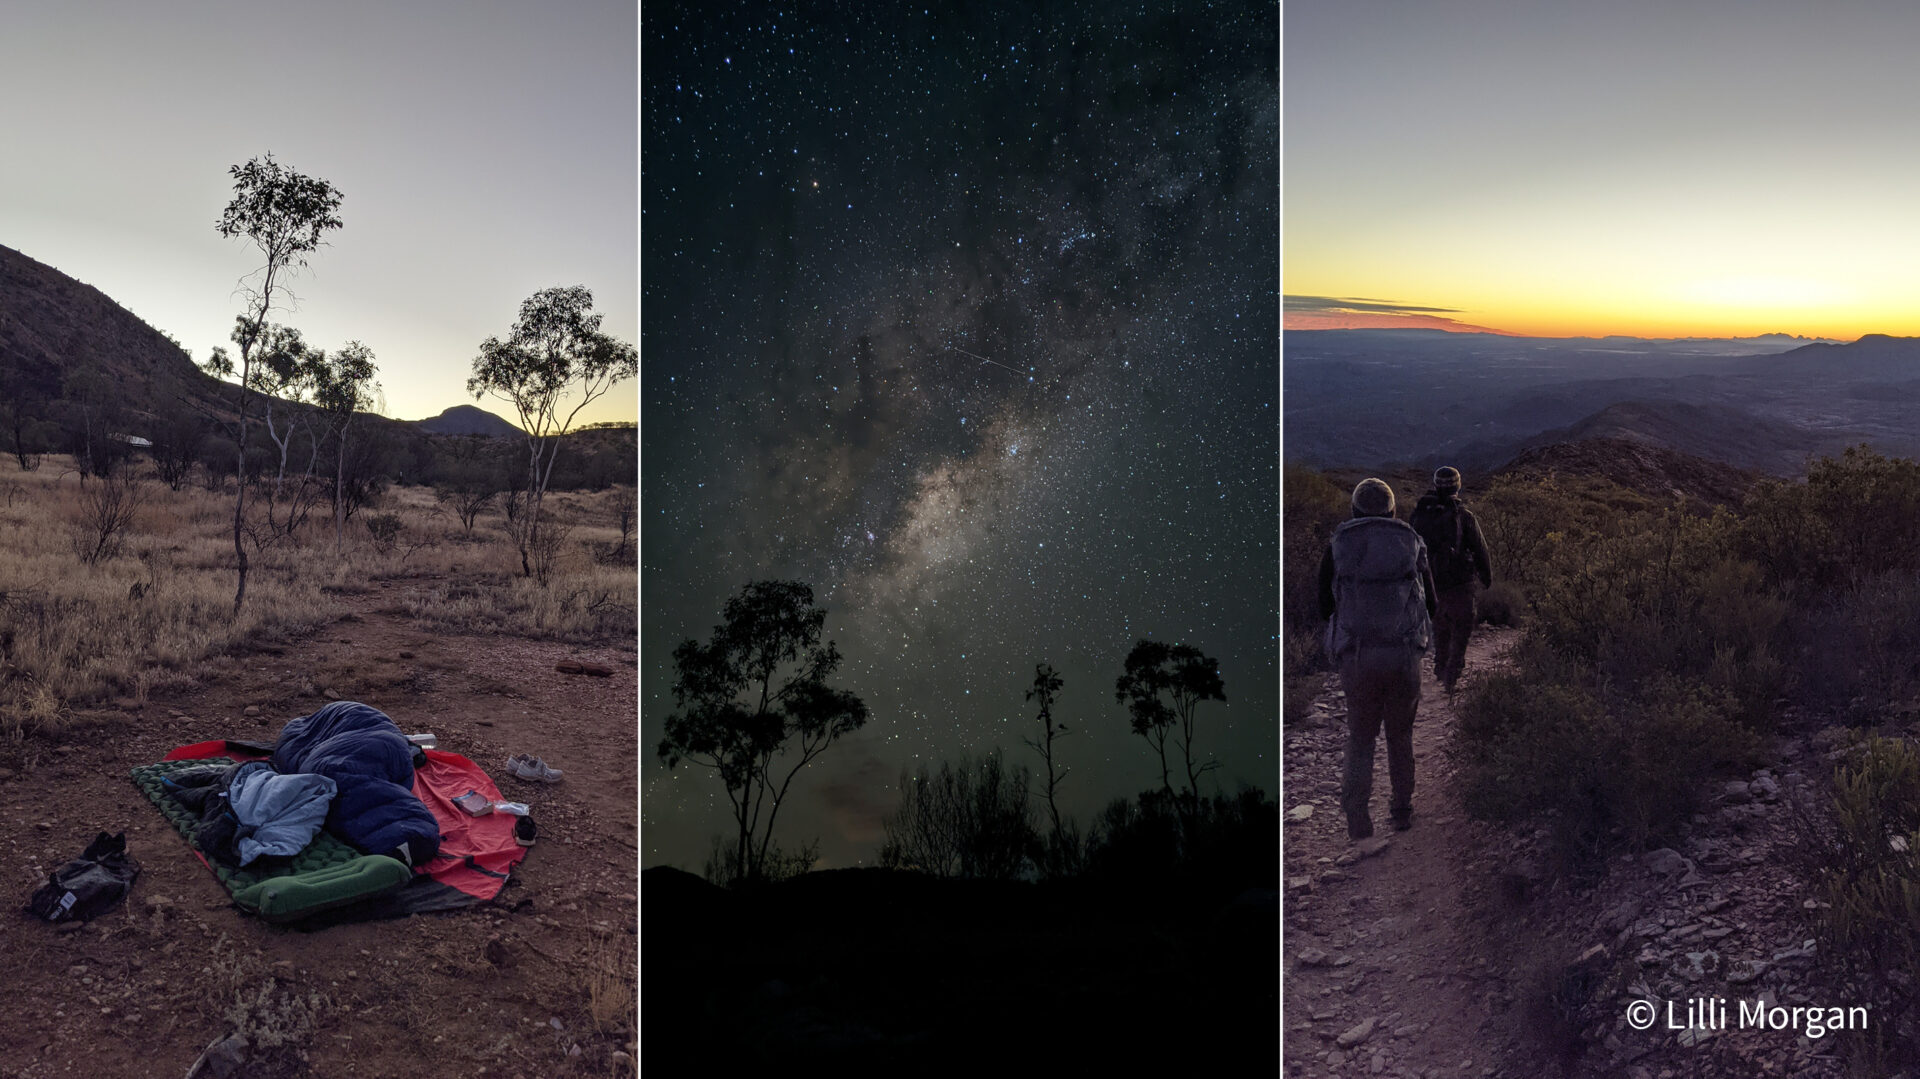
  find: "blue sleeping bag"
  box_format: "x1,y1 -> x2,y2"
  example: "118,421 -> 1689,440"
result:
271,702 -> 441,866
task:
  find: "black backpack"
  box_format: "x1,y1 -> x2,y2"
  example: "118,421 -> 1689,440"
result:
26,832 -> 140,923
1410,497 -> 1473,590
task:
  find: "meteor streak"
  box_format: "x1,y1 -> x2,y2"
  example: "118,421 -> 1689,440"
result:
948,345 -> 1023,375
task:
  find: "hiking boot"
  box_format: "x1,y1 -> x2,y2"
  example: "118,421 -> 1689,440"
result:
506,755 -> 564,783
1347,814 -> 1374,841
515,817 -> 537,847
1391,808 -> 1414,831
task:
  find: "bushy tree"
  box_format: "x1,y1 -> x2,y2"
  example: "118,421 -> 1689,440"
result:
1116,640 -> 1227,826
235,322 -> 321,491
150,411 -> 210,490
468,286 -> 635,580
0,363 -> 51,471
58,364 -> 126,480
657,580 -> 867,885
310,341 -> 379,552
431,435 -> 508,533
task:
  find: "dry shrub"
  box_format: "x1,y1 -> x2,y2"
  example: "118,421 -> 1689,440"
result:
586,933 -> 636,1037
1798,736 -> 1920,1069
1281,463 -> 1347,725
1458,668 -> 1756,867
1476,580 -> 1525,626
210,933 -> 330,1073
70,460 -> 146,565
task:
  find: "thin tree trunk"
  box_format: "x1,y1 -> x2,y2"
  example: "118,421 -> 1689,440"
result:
334,430 -> 346,553
232,383 -> 250,613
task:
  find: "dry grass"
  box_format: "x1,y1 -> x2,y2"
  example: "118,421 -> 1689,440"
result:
0,456 -> 634,754
586,932 -> 637,1037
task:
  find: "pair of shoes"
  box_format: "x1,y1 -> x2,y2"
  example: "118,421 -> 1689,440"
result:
505,754 -> 564,783
514,817 -> 537,848
1391,809 -> 1414,831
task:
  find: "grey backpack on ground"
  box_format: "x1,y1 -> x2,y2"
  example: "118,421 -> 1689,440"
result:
1326,516 -> 1433,659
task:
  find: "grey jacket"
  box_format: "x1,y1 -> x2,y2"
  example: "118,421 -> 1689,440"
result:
226,761 -> 337,866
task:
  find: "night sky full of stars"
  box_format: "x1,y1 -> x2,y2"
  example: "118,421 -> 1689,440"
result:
642,1 -> 1277,872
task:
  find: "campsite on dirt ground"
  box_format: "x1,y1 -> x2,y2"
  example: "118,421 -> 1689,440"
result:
2,461 -> 637,1078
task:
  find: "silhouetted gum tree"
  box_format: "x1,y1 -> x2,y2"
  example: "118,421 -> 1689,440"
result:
657,580 -> 868,884
467,285 -> 636,581
1022,662 -> 1071,836
1116,640 -> 1227,824
213,154 -> 343,611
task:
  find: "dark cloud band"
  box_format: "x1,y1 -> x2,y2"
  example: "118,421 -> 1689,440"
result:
1285,295 -> 1464,316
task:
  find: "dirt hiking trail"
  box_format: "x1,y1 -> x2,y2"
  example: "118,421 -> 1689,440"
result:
1285,627 -> 1532,1078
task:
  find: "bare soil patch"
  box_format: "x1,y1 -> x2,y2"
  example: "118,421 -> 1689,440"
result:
4,581 -> 636,1079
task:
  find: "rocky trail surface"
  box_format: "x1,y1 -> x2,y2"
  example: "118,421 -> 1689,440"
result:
1286,626 -> 1873,1079
1284,628 -> 1530,1078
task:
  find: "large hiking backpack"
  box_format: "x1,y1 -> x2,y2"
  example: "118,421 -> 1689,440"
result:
1410,496 -> 1473,590
1325,516 -> 1432,659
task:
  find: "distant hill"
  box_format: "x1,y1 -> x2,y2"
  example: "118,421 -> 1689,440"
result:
1283,328 -> 1920,475
1466,400 -> 1836,477
0,242 -> 227,419
413,404 -> 521,437
1495,438 -> 1765,508
1747,333 -> 1920,381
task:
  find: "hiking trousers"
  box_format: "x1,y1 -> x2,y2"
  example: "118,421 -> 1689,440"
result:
1338,644 -> 1423,838
1432,584 -> 1476,687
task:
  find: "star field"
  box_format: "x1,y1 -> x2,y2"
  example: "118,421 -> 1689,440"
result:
642,1 -> 1277,870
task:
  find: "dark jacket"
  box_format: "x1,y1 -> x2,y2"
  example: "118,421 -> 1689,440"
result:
1408,491 -> 1492,591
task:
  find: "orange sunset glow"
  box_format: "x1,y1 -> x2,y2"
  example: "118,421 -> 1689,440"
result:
1286,4 -> 1920,343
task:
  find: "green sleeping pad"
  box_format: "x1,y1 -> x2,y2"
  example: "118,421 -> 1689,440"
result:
236,854 -> 413,923
131,758 -> 415,922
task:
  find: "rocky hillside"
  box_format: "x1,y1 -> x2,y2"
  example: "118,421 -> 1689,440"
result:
1492,718 -> 1862,1078
0,242 -> 227,419
0,241 -> 444,461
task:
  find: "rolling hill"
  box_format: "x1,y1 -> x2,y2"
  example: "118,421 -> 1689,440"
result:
413,404 -> 521,437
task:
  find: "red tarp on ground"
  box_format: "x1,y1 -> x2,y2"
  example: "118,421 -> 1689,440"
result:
162,740 -> 526,904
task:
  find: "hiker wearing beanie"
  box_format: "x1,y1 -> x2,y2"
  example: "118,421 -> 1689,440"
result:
1316,478 -> 1437,840
1408,466 -> 1493,693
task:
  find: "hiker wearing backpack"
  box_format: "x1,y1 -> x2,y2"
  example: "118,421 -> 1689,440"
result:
1408,466 -> 1493,693
1317,478 -> 1437,840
